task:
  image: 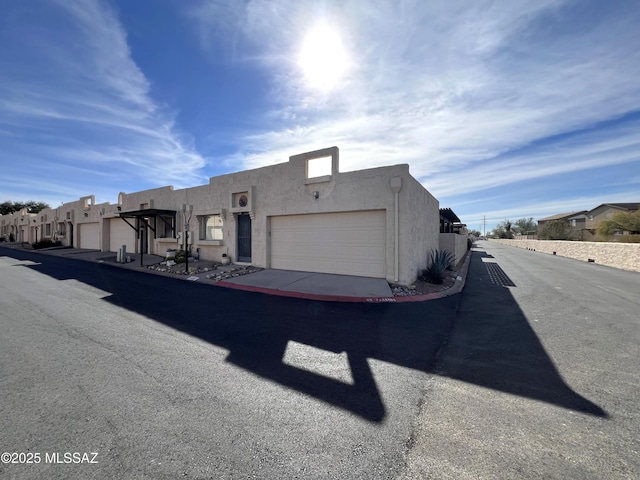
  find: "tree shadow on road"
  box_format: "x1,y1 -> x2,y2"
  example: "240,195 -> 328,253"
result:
2,246 -> 606,421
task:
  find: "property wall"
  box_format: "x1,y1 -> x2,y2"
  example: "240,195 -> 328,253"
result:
491,239 -> 640,272
439,233 -> 468,265
400,174 -> 440,283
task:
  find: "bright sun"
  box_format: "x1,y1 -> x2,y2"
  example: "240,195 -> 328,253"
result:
298,24 -> 350,91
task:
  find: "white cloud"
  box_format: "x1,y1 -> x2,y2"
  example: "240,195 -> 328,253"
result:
0,0 -> 207,194
189,0 -> 640,194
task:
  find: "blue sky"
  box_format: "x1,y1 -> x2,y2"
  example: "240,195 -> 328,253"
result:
1,0 -> 639,232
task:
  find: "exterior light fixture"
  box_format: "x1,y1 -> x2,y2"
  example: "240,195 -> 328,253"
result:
313,191 -> 319,199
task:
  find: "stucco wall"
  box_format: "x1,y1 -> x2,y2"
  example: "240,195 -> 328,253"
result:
0,147 -> 442,285
439,233 -> 468,265
400,175 -> 440,282
491,239 -> 640,272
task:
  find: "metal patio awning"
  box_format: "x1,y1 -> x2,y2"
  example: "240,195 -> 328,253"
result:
117,208 -> 177,238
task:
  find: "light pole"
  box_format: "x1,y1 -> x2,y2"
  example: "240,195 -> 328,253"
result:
182,204 -> 193,273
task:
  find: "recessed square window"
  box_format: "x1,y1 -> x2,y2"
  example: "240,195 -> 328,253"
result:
307,156 -> 332,178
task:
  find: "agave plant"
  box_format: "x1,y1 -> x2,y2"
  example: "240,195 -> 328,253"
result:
420,249 -> 455,284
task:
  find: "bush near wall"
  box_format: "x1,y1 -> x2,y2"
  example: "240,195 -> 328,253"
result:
491,239 -> 640,273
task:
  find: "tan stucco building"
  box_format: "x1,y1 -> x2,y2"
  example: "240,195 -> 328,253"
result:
1,147 -> 441,285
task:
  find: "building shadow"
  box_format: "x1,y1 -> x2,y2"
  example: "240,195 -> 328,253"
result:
441,247 -> 607,417
2,246 -> 606,421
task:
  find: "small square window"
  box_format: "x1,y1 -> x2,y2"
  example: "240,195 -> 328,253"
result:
307,156 -> 332,178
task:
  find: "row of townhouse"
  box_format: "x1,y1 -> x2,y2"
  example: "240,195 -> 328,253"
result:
537,203 -> 640,239
1,147 -> 465,285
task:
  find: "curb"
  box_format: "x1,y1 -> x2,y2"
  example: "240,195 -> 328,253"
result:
215,281 -> 396,303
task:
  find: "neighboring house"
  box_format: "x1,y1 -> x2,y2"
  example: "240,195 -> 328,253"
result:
439,208 -> 467,265
537,211 -> 587,230
583,203 -> 640,230
566,212 -> 587,230
0,147 -> 442,285
439,208 -> 460,233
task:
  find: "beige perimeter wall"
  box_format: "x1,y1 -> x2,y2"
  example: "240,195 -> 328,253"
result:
491,239 -> 640,272
439,233 -> 468,265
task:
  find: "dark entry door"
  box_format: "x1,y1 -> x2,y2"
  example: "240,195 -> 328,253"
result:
237,213 -> 252,262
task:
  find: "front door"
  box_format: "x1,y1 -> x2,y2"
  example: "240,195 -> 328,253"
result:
237,213 -> 252,262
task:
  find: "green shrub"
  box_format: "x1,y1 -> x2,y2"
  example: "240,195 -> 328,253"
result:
174,249 -> 186,264
420,249 -> 455,284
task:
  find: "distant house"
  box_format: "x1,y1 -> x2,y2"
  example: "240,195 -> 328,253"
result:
439,208 -> 467,264
583,203 -> 640,230
439,208 -> 460,233
537,211 -> 587,231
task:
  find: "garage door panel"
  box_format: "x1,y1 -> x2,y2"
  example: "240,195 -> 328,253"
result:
79,223 -> 100,250
109,218 -> 136,253
271,211 -> 386,278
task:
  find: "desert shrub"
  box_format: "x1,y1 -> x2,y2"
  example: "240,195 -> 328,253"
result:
174,249 -> 186,264
420,249 -> 455,284
538,220 -> 576,240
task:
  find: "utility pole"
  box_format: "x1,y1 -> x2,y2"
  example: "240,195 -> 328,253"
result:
182,204 -> 193,274
483,215 -> 486,238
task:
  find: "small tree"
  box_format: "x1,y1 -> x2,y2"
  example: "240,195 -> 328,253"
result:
596,210 -> 640,237
513,217 -> 537,236
1,200 -> 50,215
492,220 -> 514,238
538,220 -> 575,240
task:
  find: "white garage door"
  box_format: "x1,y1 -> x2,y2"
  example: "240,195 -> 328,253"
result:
270,210 -> 386,278
109,218 -> 136,253
78,222 -> 100,250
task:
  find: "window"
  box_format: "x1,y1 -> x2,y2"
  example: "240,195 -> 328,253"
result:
199,215 -> 223,241
45,223 -> 51,236
158,215 -> 175,238
58,222 -> 66,236
306,155 -> 332,178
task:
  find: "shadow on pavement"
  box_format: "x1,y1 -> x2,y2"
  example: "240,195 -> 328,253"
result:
441,247 -> 607,417
2,246 -> 606,421
2,247 -> 454,422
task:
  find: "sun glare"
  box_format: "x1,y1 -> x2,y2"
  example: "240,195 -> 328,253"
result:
298,24 -> 349,91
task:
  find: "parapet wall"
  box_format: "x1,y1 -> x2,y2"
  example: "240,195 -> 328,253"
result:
491,239 -> 640,272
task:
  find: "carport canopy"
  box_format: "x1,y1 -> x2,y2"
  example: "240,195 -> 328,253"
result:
118,208 -> 176,238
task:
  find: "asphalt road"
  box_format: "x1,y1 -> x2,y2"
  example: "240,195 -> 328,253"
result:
0,246 -> 458,479
1,243 -> 638,479
401,241 -> 640,479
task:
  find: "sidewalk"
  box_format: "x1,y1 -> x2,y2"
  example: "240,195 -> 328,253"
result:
0,243 -> 471,302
